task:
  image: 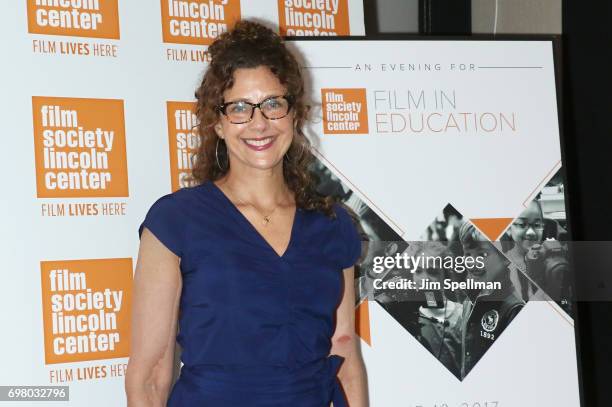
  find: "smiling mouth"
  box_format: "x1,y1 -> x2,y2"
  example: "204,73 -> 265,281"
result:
243,136 -> 275,150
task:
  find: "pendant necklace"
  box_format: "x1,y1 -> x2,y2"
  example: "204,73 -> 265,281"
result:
227,185 -> 281,226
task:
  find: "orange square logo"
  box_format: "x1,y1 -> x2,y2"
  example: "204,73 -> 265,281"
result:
321,88 -> 369,134
167,101 -> 200,191
27,0 -> 120,40
278,0 -> 350,36
160,0 -> 241,45
40,258 -> 133,365
32,96 -> 129,198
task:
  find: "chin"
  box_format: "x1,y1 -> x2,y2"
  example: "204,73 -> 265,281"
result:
244,156 -> 285,171
230,147 -> 287,171
240,146 -> 291,168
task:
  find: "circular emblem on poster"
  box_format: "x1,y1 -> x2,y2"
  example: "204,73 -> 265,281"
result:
481,310 -> 499,332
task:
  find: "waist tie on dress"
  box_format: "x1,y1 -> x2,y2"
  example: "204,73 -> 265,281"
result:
178,355 -> 348,406
325,354 -> 349,407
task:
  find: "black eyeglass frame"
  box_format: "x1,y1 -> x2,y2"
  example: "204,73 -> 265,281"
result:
215,95 -> 295,124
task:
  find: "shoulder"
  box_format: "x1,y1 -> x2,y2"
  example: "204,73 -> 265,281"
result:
142,193 -> 176,220
301,201 -> 351,226
170,182 -> 208,204
145,182 -> 210,211
331,202 -> 359,226
503,286 -> 526,308
139,184 -> 206,238
300,202 -> 362,269
144,186 -> 192,215
499,291 -> 525,323
308,202 -> 360,235
138,182 -> 218,258
333,203 -> 363,268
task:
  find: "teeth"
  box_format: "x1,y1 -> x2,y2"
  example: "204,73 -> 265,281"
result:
244,137 -> 273,147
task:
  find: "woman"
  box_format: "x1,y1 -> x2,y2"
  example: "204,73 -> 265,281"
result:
457,221 -> 524,379
125,21 -> 368,407
504,200 -> 545,300
506,200 -> 545,268
505,199 -> 568,301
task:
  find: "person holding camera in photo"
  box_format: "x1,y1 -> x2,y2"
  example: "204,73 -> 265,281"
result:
457,222 -> 525,379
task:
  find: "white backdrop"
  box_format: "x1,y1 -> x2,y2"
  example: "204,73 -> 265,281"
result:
1,1 -> 364,406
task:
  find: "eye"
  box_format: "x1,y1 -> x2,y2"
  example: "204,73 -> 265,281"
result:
513,220 -> 526,228
263,97 -> 285,110
227,102 -> 249,114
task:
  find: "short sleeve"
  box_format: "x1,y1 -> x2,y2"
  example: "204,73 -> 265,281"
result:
138,194 -> 184,257
334,204 -> 362,269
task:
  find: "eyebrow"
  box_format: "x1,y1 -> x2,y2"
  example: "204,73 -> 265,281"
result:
224,94 -> 285,104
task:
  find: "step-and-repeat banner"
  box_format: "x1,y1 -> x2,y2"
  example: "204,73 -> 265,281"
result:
1,1 -> 364,406
1,1 -> 581,406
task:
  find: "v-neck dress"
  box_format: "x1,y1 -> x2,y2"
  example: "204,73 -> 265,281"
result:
138,180 -> 362,406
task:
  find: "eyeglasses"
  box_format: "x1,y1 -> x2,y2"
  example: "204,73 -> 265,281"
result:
512,219 -> 545,231
216,95 -> 294,124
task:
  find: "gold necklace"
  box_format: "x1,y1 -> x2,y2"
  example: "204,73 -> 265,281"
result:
226,185 -> 282,226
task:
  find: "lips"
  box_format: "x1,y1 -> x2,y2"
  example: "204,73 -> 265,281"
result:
242,136 -> 275,151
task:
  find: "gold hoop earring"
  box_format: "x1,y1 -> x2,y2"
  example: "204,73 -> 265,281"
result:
215,138 -> 227,170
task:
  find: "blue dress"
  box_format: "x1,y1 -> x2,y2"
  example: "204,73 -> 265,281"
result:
138,180 -> 362,406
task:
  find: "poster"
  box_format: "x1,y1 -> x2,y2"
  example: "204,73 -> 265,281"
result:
295,39 -> 580,406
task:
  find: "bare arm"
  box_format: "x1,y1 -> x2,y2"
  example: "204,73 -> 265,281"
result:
125,227 -> 182,407
330,266 -> 369,407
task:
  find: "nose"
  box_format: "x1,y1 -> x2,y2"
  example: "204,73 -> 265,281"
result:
248,106 -> 268,131
525,226 -> 537,237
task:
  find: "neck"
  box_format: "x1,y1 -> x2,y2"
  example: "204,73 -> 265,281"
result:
218,164 -> 292,207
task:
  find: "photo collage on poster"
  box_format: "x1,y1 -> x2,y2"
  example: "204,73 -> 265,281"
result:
313,158 -> 573,380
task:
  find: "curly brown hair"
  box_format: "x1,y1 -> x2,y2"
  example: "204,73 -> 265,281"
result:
187,20 -> 334,216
